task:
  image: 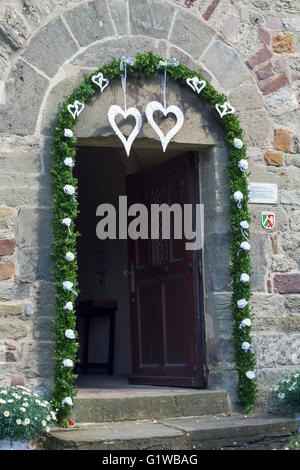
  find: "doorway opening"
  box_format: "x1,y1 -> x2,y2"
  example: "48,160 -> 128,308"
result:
73,143 -> 206,395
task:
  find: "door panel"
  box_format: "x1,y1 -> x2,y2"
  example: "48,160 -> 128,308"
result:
126,153 -> 205,388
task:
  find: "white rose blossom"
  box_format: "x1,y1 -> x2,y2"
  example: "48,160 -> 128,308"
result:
64,157 -> 74,168
64,129 -> 73,138
63,185 -> 76,196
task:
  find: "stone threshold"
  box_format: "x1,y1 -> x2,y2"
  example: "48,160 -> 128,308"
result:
44,414 -> 298,450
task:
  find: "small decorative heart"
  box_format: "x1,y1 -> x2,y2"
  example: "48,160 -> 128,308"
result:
215,101 -> 235,118
108,105 -> 142,157
67,100 -> 85,120
91,72 -> 110,92
186,77 -> 206,94
145,101 -> 184,152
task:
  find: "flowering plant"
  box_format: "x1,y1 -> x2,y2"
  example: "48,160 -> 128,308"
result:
0,386 -> 57,443
270,371 -> 300,413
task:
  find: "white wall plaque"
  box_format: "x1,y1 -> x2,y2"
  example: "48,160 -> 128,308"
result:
249,183 -> 278,204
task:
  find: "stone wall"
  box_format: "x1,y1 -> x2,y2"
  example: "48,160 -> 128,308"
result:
0,0 -> 299,410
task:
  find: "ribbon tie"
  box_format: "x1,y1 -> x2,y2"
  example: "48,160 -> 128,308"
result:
156,58 -> 179,110
119,56 -> 135,112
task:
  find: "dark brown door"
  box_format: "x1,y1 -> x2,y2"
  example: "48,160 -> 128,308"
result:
126,153 -> 206,388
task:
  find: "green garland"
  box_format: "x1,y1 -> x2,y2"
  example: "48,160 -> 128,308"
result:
50,52 -> 257,426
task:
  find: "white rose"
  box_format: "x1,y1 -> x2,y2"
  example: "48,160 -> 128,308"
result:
240,273 -> 250,283
240,241 -> 251,251
234,191 -> 243,203
239,318 -> 252,328
65,252 -> 75,262
242,341 -> 251,351
240,220 -> 249,230
245,371 -> 256,380
62,281 -> 73,291
62,359 -> 74,367
64,157 -> 74,168
62,218 -> 71,227
238,159 -> 248,171
62,397 -> 73,407
63,185 -> 75,196
234,138 -> 243,149
64,129 -> 73,138
65,329 -> 75,339
237,298 -> 248,309
63,302 -> 73,311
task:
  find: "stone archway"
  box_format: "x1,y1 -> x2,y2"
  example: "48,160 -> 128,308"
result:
3,0 -> 295,421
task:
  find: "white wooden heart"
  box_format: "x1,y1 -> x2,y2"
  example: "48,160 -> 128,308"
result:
67,100 -> 85,120
186,77 -> 206,94
108,105 -> 142,157
145,101 -> 184,152
215,101 -> 235,118
91,72 -> 109,92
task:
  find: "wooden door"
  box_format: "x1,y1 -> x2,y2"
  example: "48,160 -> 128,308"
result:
126,153 -> 206,388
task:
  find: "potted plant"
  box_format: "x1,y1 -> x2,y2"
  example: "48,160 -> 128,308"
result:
0,385 -> 57,450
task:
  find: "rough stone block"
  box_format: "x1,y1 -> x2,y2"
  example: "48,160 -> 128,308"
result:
264,151 -> 283,166
129,0 -> 175,39
11,376 -> 25,387
204,233 -> 230,291
258,28 -> 271,45
256,62 -> 274,80
221,16 -> 239,38
202,40 -> 250,91
259,74 -> 289,95
72,36 -> 166,68
238,109 -> 270,147
0,263 -> 15,281
250,234 -> 270,292
0,135 -> 43,174
35,281 -> 56,317
0,60 -> 49,135
0,239 -> 15,256
170,10 -> 215,61
265,88 -> 298,117
205,292 -> 233,339
0,208 -> 14,217
228,81 -> 264,111
274,129 -> 291,151
17,209 -> 52,249
0,304 -> 24,316
108,0 -> 129,34
281,314 -> 300,332
272,255 -> 297,272
0,177 -> 52,208
272,34 -> 294,53
66,1 -> 113,47
32,317 -> 54,341
0,7 -> 29,50
274,273 -> 300,293
281,190 -> 300,206
246,45 -> 273,69
266,16 -> 282,29
254,333 -> 300,367
0,282 -> 30,301
202,0 -> 221,22
18,247 -> 54,282
284,295 -> 300,312
23,17 -> 79,78
0,319 -> 27,340
282,17 -> 300,32
25,342 -> 55,378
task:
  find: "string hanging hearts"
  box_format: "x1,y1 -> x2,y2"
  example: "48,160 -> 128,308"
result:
108,56 -> 142,157
146,59 -> 184,152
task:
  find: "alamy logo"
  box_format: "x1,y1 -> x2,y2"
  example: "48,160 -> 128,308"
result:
96,196 -> 204,251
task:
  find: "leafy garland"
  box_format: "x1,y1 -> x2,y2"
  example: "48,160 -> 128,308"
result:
50,52 -> 257,426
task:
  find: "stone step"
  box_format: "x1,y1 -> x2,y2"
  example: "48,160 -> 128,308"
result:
45,414 -> 298,450
71,390 -> 229,423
